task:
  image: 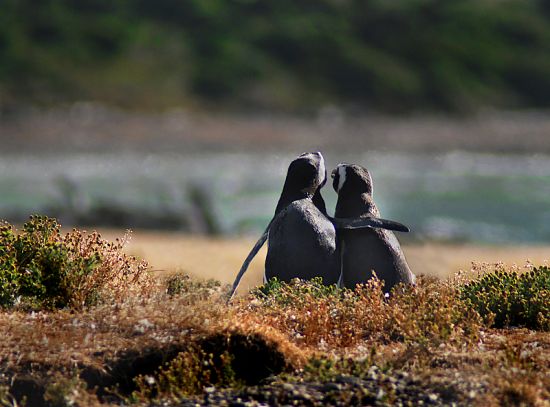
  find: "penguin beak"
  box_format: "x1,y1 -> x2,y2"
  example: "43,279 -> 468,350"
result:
331,169 -> 336,179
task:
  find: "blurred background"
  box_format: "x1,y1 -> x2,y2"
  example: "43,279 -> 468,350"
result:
2,0 -> 550,247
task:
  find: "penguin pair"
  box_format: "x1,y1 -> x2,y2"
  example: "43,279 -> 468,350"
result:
228,152 -> 414,299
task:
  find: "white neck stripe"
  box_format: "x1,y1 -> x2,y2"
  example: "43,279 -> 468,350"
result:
317,152 -> 326,186
337,165 -> 346,192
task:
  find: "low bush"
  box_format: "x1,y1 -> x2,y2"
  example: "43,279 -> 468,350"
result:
254,277 -> 342,306
0,215 -> 152,309
461,266 -> 550,331
242,276 -> 482,349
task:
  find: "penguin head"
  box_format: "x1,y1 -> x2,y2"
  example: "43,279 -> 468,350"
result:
275,152 -> 327,215
331,163 -> 374,196
286,151 -> 326,194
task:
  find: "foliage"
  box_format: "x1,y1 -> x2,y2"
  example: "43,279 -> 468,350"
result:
2,0 -> 550,111
0,385 -> 16,407
0,266 -> 548,406
44,374 -> 96,407
461,266 -> 550,331
133,330 -> 292,401
253,277 -> 341,306
387,277 -> 482,346
243,276 -> 482,349
0,215 -> 152,309
165,272 -> 221,300
134,345 -> 240,399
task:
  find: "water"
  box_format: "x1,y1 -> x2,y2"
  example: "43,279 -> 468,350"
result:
1,151 -> 550,244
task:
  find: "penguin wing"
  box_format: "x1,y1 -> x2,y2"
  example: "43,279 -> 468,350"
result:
331,216 -> 410,233
226,202 -> 294,302
227,220 -> 271,302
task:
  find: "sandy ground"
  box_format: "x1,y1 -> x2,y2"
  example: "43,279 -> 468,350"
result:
99,229 -> 550,296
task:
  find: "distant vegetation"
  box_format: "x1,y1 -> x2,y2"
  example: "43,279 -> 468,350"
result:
1,0 -> 550,112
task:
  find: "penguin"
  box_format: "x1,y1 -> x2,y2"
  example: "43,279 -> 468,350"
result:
228,152 -> 410,300
265,152 -> 339,284
332,163 -> 415,292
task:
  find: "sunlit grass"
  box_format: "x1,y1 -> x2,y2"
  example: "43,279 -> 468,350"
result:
0,218 -> 548,405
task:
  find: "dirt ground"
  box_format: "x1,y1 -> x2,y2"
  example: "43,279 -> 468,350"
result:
4,106 -> 550,153
99,229 -> 550,296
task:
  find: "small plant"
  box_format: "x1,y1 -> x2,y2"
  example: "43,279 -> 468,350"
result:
242,276 -> 482,349
0,215 -> 152,310
44,375 -> 91,407
134,345 -> 241,400
387,277 -> 482,347
165,272 -> 221,300
461,266 -> 550,331
0,385 -> 16,407
131,329 -> 293,402
253,277 -> 342,306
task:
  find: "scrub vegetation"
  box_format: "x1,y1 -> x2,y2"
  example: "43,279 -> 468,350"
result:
0,217 -> 548,406
0,216 -> 152,310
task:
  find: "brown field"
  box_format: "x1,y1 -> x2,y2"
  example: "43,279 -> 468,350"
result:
100,229 -> 550,293
1,227 -> 548,406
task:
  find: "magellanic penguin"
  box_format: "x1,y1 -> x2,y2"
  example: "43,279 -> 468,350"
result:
265,152 -> 339,284
332,163 -> 415,293
228,153 -> 410,300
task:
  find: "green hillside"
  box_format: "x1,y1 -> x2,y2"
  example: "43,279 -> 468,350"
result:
1,0 -> 550,112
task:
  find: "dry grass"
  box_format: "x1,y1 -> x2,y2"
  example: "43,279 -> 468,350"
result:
0,269 -> 548,406
61,229 -> 154,308
102,229 -> 550,291
0,228 -> 549,406
235,276 -> 481,351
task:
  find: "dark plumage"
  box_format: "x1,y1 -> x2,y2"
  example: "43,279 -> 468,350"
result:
228,153 -> 411,300
265,152 -> 339,284
332,163 -> 415,292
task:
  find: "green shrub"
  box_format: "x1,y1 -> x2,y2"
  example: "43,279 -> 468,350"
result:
44,374 -> 92,407
134,346 -> 240,399
253,277 -> 342,306
461,266 -> 550,331
0,215 -> 152,310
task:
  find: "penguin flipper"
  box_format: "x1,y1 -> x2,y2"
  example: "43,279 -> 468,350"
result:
332,216 -> 410,233
227,221 -> 271,302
